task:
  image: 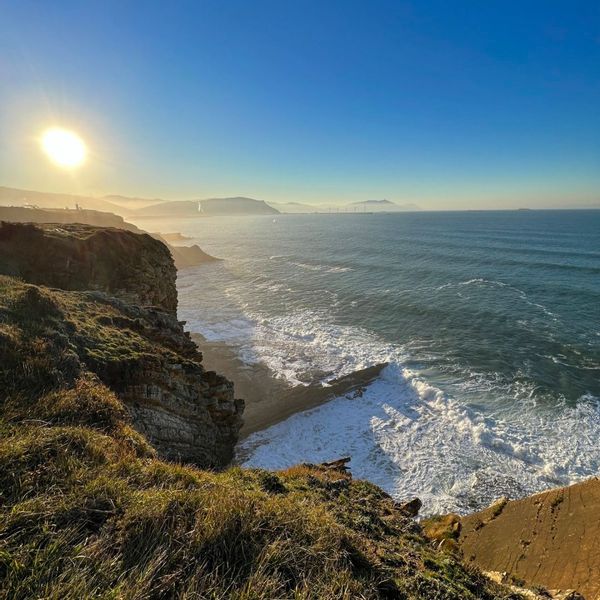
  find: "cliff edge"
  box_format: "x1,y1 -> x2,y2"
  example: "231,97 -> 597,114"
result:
0,221 -> 177,313
0,223 -> 243,466
458,479 -> 600,599
0,206 -> 218,270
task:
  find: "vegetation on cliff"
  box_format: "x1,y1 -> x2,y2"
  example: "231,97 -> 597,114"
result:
0,416 -> 517,599
0,223 -> 521,599
0,279 -> 522,600
0,275 -> 242,468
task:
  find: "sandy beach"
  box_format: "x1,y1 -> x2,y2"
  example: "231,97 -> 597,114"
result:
191,333 -> 387,439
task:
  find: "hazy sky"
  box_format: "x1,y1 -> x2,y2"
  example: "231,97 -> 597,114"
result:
1,1 -> 599,209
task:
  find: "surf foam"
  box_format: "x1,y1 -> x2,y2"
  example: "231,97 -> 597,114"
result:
178,268 -> 600,515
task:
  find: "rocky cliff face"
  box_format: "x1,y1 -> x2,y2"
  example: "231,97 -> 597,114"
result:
0,221 -> 177,313
0,223 -> 244,467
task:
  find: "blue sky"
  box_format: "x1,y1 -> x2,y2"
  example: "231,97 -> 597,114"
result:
1,0 -> 599,208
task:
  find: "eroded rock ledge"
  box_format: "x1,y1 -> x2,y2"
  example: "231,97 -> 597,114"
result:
457,478 -> 600,599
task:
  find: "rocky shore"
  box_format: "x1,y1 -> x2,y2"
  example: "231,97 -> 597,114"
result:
192,333 -> 387,439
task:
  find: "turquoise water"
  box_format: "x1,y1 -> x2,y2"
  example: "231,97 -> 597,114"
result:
162,210 -> 599,513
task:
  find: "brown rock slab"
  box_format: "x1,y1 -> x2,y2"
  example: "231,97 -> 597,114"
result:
459,478 -> 600,599
397,497 -> 422,517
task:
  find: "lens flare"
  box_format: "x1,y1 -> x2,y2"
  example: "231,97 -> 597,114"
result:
41,128 -> 86,168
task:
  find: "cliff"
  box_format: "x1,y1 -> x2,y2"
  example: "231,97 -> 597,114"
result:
163,240 -> 220,268
0,206 -> 217,270
0,205 -> 141,229
0,223 -> 521,599
457,479 -> 600,599
0,184 -> 132,215
0,223 -> 243,466
0,222 -> 177,313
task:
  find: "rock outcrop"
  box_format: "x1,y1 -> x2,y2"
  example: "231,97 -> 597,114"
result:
457,478 -> 600,599
0,222 -> 244,467
158,240 -> 220,268
0,221 -> 177,313
0,206 -> 218,271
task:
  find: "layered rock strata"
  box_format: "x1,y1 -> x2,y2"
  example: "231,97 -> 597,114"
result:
0,222 -> 243,467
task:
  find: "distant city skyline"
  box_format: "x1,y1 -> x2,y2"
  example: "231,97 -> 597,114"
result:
1,1 -> 599,210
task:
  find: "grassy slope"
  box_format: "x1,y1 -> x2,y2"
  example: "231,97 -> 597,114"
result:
0,276 -> 519,599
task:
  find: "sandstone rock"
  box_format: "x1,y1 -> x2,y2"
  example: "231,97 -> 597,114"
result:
319,457 -> 352,472
0,207 -> 218,274
422,513 -> 462,543
487,495 -> 509,517
90,299 -> 245,466
459,478 -> 600,599
547,591 -> 585,600
156,240 -> 220,269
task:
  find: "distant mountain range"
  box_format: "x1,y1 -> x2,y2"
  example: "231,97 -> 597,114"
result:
0,186 -> 421,217
200,197 -> 278,216
267,199 -> 422,213
132,200 -> 201,217
134,197 -> 279,217
102,194 -> 164,210
0,188 -> 280,218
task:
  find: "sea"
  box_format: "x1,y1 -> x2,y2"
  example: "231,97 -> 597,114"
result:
156,209 -> 599,515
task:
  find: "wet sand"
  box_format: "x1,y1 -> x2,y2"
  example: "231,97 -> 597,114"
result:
191,333 -> 387,439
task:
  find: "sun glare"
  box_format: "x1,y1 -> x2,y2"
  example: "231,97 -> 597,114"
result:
41,128 -> 87,168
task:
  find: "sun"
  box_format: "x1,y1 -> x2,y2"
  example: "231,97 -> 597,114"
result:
41,128 -> 87,168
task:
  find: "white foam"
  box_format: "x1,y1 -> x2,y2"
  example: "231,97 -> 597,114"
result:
239,363 -> 600,515
291,261 -> 353,274
292,262 -> 326,271
177,268 -> 600,515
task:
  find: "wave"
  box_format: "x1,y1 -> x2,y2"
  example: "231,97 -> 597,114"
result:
239,360 -> 600,515
175,218 -> 600,515
180,295 -> 600,515
435,278 -> 559,319
291,261 -> 354,273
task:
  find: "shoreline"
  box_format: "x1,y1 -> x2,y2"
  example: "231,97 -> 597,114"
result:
191,333 -> 387,440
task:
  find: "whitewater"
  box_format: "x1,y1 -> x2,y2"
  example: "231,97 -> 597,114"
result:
168,210 -> 600,514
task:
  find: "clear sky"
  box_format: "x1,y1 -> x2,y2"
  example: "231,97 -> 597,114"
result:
1,0 -> 599,209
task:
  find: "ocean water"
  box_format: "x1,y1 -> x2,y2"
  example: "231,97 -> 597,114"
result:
165,210 -> 599,514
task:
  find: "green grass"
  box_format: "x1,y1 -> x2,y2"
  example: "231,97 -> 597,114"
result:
0,422 -> 520,599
